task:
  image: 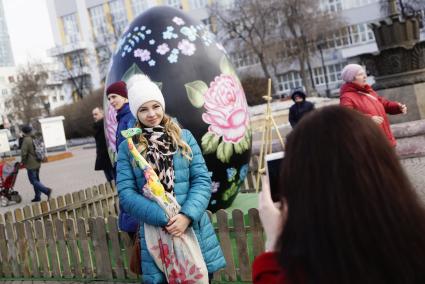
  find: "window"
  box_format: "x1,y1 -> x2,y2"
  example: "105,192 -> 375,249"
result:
60,95 -> 65,101
320,0 -> 342,12
190,0 -> 208,9
324,23 -> 374,49
230,51 -> 259,68
8,76 -> 14,83
53,96 -> 58,103
109,0 -> 128,37
89,5 -> 108,41
1,89 -> 7,95
131,0 -> 149,16
62,13 -> 80,43
166,0 -> 181,9
277,72 -> 303,96
342,0 -> 378,10
313,62 -> 346,86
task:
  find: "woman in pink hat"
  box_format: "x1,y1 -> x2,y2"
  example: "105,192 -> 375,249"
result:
339,64 -> 407,147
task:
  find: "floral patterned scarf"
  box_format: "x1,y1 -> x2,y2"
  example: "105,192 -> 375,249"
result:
143,126 -> 175,193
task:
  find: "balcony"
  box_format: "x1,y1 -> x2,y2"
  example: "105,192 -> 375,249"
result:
47,41 -> 89,57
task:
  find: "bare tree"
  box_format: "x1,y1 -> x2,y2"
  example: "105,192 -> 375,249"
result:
56,50 -> 93,100
6,62 -> 48,124
210,0 -> 280,86
211,0 -> 342,95
275,0 -> 342,95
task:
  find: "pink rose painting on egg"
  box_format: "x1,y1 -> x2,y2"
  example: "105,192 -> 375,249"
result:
184,56 -> 251,163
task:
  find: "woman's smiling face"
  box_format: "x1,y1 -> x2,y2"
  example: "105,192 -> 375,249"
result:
137,100 -> 164,127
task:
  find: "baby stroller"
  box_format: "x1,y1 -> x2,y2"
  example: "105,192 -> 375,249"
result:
0,161 -> 22,207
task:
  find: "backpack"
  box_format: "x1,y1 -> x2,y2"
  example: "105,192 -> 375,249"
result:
33,137 -> 47,162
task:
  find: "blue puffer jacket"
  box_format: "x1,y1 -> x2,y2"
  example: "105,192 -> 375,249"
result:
115,103 -> 138,233
117,129 -> 226,283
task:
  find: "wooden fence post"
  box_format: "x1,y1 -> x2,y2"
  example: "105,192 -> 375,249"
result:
5,222 -> 20,277
15,222 -> 31,277
233,209 -> 251,281
77,218 -> 94,278
0,223 -> 11,277
107,216 -> 126,279
98,184 -> 109,218
54,218 -> 72,277
66,218 -> 83,277
89,217 -> 113,279
248,208 -> 265,258
45,220 -> 61,278
24,221 -> 39,277
34,220 -> 50,278
216,209 -> 237,281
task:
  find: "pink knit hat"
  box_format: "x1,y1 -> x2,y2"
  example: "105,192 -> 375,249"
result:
341,64 -> 364,82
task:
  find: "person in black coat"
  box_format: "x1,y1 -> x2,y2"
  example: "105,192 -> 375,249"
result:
92,107 -> 114,182
288,89 -> 315,128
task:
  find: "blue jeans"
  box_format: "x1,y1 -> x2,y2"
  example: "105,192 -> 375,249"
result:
27,169 -> 50,200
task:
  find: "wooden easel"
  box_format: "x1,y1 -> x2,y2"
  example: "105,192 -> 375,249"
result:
255,79 -> 285,192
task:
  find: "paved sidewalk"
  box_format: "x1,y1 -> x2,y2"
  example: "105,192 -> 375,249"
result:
0,146 -> 107,214
401,156 -> 425,200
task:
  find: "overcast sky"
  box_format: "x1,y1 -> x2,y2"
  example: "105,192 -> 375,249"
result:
3,0 -> 54,65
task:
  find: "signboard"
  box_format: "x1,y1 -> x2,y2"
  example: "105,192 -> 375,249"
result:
38,116 -> 66,149
0,129 -> 10,153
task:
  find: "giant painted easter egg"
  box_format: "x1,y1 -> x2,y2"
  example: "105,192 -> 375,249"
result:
104,6 -> 252,212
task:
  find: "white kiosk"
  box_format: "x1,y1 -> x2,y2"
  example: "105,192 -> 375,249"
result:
38,116 -> 67,152
0,129 -> 11,153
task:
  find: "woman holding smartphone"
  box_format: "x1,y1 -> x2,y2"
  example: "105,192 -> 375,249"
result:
254,106 -> 425,284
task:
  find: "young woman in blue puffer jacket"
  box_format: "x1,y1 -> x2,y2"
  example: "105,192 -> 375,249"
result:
116,74 -> 226,283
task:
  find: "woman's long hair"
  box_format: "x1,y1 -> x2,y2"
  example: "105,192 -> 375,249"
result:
277,106 -> 425,284
135,114 -> 192,160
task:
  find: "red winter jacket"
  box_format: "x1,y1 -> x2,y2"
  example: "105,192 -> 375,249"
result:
253,252 -> 287,283
340,83 -> 402,147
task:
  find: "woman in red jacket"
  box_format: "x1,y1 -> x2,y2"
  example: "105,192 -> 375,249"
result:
253,106 -> 425,284
339,64 -> 406,146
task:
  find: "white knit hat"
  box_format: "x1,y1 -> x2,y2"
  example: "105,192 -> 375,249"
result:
127,74 -> 165,118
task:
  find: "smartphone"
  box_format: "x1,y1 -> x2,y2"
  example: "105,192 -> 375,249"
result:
265,151 -> 285,202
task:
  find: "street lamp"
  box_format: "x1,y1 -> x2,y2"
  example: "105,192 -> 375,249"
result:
317,40 -> 331,98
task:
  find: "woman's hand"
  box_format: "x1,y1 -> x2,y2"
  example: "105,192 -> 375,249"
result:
258,175 -> 288,252
371,115 -> 384,124
399,103 -> 407,114
166,214 -> 191,237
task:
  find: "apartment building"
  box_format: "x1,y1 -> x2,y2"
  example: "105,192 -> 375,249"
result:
46,0 -> 211,103
46,0 -> 424,100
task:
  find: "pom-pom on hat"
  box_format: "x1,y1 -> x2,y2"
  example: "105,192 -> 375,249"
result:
106,81 -> 128,98
341,64 -> 365,82
127,74 -> 165,118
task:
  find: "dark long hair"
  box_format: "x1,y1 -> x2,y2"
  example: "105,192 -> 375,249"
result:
277,106 -> 425,284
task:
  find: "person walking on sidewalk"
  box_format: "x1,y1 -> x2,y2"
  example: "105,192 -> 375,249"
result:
20,125 -> 52,202
92,107 -> 115,182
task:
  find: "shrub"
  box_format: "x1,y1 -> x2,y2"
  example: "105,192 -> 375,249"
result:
54,88 -> 104,138
240,77 -> 269,106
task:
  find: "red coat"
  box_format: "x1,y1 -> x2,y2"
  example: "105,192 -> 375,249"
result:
339,83 -> 401,146
252,252 -> 289,283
